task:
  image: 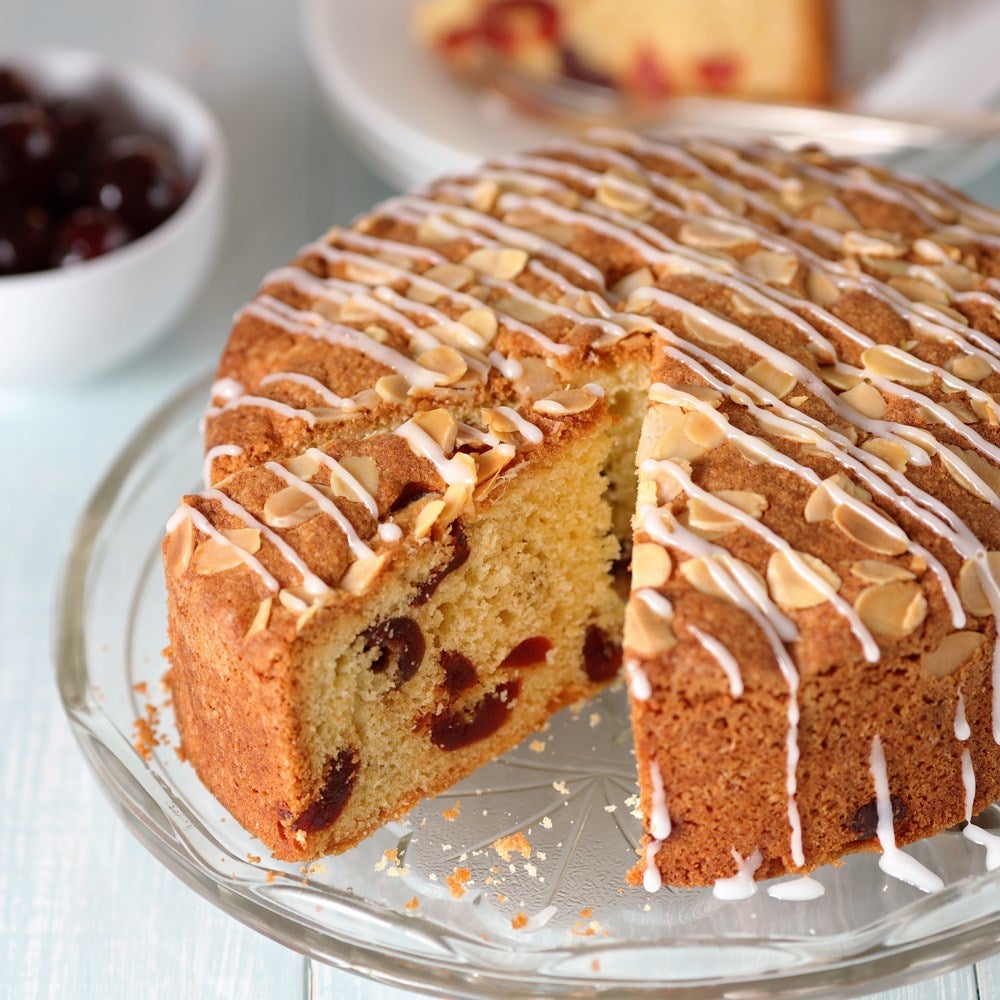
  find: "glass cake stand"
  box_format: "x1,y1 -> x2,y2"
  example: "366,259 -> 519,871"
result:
57,370 -> 1000,998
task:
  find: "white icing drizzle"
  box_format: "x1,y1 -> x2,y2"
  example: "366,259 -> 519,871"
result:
378,522 -> 403,543
395,419 -> 477,489
494,405 -> 543,444
642,840 -> 663,893
869,735 -> 944,892
955,691 -> 971,742
687,624 -> 744,697
259,371 -> 368,411
305,447 -> 379,519
635,586 -> 673,620
203,444 -> 243,488
962,748 -> 976,822
766,876 -> 825,901
624,656 -> 651,701
264,462 -> 374,563
202,487 -> 330,597
712,848 -> 763,901
205,393 -> 318,428
166,504 -> 279,592
648,760 -> 671,840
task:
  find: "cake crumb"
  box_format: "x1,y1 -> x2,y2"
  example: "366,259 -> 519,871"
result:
246,853 -> 262,864
265,871 -> 277,884
529,739 -> 546,753
604,804 -> 616,812
580,906 -> 594,918
132,703 -> 161,760
552,780 -> 569,795
511,911 -> 529,930
589,712 -> 601,727
375,848 -> 410,877
446,866 -> 471,898
541,816 -> 553,830
132,681 -> 148,696
493,832 -> 532,862
404,897 -> 420,911
591,959 -> 602,972
441,800 -> 461,821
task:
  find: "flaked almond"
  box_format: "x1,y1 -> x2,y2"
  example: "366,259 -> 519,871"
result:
947,353 -> 993,382
806,269 -> 841,307
921,631 -> 985,677
972,396 -> 1000,425
631,543 -> 672,590
512,357 -> 560,398
596,172 -> 651,216
888,275 -> 949,306
648,382 -> 723,409
941,400 -> 977,424
743,249 -> 798,286
861,437 -> 910,472
940,445 -> 1000,502
417,346 -> 468,386
340,552 -> 388,594
861,345 -> 934,386
684,410 -> 727,449
623,596 -> 676,658
443,479 -> 473,520
405,281 -> 443,305
820,367 -> 861,391
246,597 -> 273,638
375,374 -> 410,403
533,388 -> 599,416
745,358 -> 797,400
339,455 -> 380,498
686,489 -> 767,533
286,452 -> 321,480
958,553 -> 1000,617
469,178 -> 499,213
416,214 -> 453,244
412,408 -> 459,452
422,263 -> 474,291
263,486 -> 321,529
565,289 -> 615,320
931,262 -> 978,292
832,503 -> 909,555
767,549 -> 841,609
804,473 -> 871,523
481,407 -> 519,436
165,515 -> 195,577
311,297 -> 341,323
192,529 -> 260,575
809,203 -> 858,231
458,307 -> 498,343
850,560 -> 916,584
339,295 -> 380,324
464,246 -> 529,280
474,446 -> 514,486
842,230 -> 906,258
414,498 -> 447,539
840,380 -> 887,420
678,217 -> 755,250
344,259 -> 396,285
679,311 -> 735,349
854,581 -> 927,638
913,237 -> 956,263
611,267 -> 654,298
278,586 -> 310,614
494,294 -> 554,325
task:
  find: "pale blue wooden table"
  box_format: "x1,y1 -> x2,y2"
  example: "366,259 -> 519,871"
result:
0,2 -> 997,997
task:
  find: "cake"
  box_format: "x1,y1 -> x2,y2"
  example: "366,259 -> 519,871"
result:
413,0 -> 831,106
164,130 -> 1000,889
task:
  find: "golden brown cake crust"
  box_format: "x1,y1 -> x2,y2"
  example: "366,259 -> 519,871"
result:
165,129 -> 1000,887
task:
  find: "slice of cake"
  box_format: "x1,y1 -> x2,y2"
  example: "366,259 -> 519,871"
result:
413,0 -> 831,105
164,130 -> 1000,888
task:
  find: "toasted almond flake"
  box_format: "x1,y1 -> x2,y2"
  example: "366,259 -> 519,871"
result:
840,381 -> 887,419
888,275 -> 949,305
474,446 -> 514,486
684,411 -> 727,449
414,499 -> 446,539
651,417 -> 705,463
922,631 -> 986,677
611,267 -> 654,297
278,586 -> 310,613
860,345 -> 934,386
745,359 -> 796,400
286,452 -> 321,480
766,549 -> 841,609
263,486 -> 322,529
832,503 -> 909,555
631,544 -> 672,590
820,367 -> 861,391
341,553 -> 387,594
469,179 -> 499,213
416,215 -> 453,244
854,581 -> 927,638
423,263 -> 474,292
743,250 -> 798,286
513,357 -> 560,398
806,269 -> 841,307
941,445 -> 1000,501
596,176 -> 651,217
412,408 -> 459,452
417,346 -> 468,386
533,388 -> 598,416
311,297 -> 341,323
339,295 -> 380,324
226,528 -> 262,554
932,262 -> 978,292
809,203 -> 858,231
804,473 -> 870,523
850,560 -> 916,584
972,396 -> 1000,425
481,407 -> 519,436
913,238 -> 954,263
942,400 -> 977,424
339,455 -> 380,498
679,217 -> 755,250
623,598 -> 675,658
842,230 -> 906,258
165,516 -> 195,576
344,259 -> 396,285
648,383 -> 723,408
405,282 -> 443,305
464,246 -> 529,280
948,354 -> 993,382
494,294 -> 554,325
375,374 -> 410,404
246,597 -> 273,637
458,307 -> 498,343
958,553 -> 1000,616
686,489 -> 767,533
443,480 -> 472,520
192,536 -> 245,575
860,438 -> 910,472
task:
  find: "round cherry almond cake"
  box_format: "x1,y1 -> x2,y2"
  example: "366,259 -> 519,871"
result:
163,129 -> 1000,892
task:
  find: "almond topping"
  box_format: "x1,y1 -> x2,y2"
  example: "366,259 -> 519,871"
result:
971,396 -> 1000,425
840,381 -> 887,420
958,553 -> 1000,617
374,374 -> 410,403
340,553 -> 388,594
745,359 -> 797,400
493,294 -> 554,325
683,411 -> 727,449
481,407 -> 519,436
678,218 -> 755,250
458,307 -> 498,343
417,346 -> 468,386
263,486 -> 321,529
680,311 -> 735,349
464,246 -> 529,280
888,275 -> 949,306
767,549 -> 841,609
804,473 -> 871,523
809,203 -> 858,231
512,357 -> 559,398
940,446 -> 1000,501
165,515 -> 195,577
192,529 -> 262,575
743,250 -> 798,286
842,230 -> 906,258
344,259 -> 396,285
850,560 -> 916,584
861,346 -> 934,387
469,179 -> 499,213
422,263 -> 474,291
339,455 -> 380,498
806,269 -> 841,307
820,367 -> 860,391
246,597 -> 273,638
631,544 -> 672,590
412,408 -> 459,452
623,597 -> 675,658
854,581 -> 927,638
532,388 -> 598,416
277,586 -> 310,614
686,490 -> 767,533
286,452 -> 321,480
611,267 -> 654,297
416,215 -> 453,244
414,499 -> 446,539
648,383 -> 723,408
596,172 -> 651,216
947,354 -> 993,382
921,631 -> 985,677
474,446 -> 514,487
860,438 -> 910,472
832,503 -> 909,555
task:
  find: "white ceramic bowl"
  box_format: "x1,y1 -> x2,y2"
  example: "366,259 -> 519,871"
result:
0,48 -> 227,386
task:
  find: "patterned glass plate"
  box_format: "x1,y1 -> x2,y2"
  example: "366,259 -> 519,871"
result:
58,365 -> 1000,998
